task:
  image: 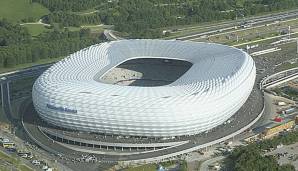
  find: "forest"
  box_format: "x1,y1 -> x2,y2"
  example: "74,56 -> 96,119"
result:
33,0 -> 298,38
0,19 -> 103,68
2,0 -> 298,68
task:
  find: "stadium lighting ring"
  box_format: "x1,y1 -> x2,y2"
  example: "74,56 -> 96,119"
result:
32,39 -> 256,137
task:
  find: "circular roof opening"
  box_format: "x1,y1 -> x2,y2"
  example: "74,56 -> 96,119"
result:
99,58 -> 193,87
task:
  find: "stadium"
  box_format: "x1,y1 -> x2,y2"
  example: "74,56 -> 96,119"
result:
32,39 -> 256,138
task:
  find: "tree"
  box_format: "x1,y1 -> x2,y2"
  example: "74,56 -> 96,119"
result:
4,56 -> 16,68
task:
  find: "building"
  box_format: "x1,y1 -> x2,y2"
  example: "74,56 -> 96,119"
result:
32,39 -> 256,138
261,120 -> 295,139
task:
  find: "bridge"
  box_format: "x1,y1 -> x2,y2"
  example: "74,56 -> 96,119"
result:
0,65 -> 51,125
261,67 -> 298,89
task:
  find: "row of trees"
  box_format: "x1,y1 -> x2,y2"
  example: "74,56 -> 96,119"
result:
0,20 -> 31,46
44,12 -> 101,27
0,19 -> 103,68
35,0 -> 298,38
225,129 -> 298,171
32,0 -> 105,12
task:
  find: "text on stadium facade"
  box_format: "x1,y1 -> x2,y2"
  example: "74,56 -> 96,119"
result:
46,104 -> 77,114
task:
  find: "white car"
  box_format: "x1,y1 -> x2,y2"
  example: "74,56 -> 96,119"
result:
42,165 -> 48,170
32,160 -> 40,165
20,154 -> 28,158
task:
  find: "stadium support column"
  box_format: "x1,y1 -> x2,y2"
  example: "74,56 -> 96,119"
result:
6,82 -> 11,108
296,39 -> 298,54
1,82 -> 13,124
1,83 -> 4,109
288,26 -> 291,39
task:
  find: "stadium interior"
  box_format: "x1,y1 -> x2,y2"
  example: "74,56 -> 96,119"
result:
100,58 -> 193,86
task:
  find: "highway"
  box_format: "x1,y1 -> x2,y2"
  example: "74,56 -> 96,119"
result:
0,65 -> 50,124
175,9 -> 298,41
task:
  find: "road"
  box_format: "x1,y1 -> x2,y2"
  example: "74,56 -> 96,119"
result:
0,65 -> 75,171
0,65 -> 49,125
104,30 -> 122,41
175,9 -> 298,41
199,156 -> 225,171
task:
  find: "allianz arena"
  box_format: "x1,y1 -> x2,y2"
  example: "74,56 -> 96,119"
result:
32,39 -> 256,137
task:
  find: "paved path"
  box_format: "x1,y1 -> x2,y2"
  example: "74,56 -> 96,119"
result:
20,19 -> 51,27
199,156 -> 225,171
233,31 -> 298,47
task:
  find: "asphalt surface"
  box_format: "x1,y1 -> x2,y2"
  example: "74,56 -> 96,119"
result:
199,156 -> 225,171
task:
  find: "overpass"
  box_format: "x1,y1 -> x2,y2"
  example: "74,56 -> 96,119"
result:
262,67 -> 298,89
0,65 -> 51,124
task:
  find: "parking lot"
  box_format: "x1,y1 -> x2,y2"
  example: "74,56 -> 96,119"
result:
266,142 -> 298,170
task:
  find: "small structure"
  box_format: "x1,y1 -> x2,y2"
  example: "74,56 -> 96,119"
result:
274,117 -> 283,122
261,120 -> 295,139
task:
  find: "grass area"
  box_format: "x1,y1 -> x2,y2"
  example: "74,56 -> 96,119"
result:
0,0 -> 49,23
278,62 -> 298,71
0,150 -> 33,171
18,164 -> 34,171
0,56 -> 64,74
124,164 -> 157,171
67,24 -> 108,33
22,24 -> 52,36
0,150 -> 17,164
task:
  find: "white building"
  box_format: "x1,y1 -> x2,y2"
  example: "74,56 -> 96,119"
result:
32,39 -> 256,137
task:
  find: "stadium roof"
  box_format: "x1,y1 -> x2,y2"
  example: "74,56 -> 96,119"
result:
33,39 -> 256,137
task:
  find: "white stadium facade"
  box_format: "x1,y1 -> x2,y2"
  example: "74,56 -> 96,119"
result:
32,39 -> 256,138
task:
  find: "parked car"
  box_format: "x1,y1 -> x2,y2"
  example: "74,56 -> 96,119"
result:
32,160 -> 40,165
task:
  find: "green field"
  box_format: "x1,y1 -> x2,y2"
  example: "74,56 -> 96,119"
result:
124,164 -> 157,171
22,24 -> 52,36
0,0 -> 49,22
0,150 -> 33,171
0,56 -> 64,74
